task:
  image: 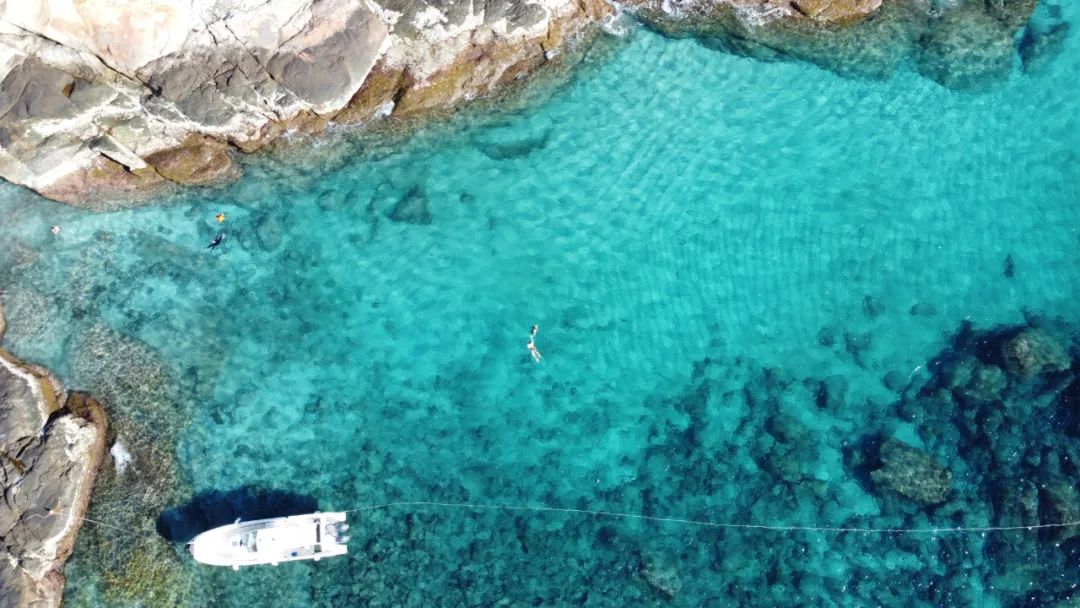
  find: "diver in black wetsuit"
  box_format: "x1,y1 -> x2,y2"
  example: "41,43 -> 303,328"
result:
207,233 -> 225,250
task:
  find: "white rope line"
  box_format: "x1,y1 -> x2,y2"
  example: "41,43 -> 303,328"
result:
343,500 -> 1080,535
23,508 -> 142,536
38,500 -> 1080,538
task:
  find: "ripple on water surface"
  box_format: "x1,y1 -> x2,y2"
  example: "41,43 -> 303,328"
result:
0,10 -> 1079,607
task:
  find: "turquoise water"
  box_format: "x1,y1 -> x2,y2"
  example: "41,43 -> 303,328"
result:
0,3 -> 1079,606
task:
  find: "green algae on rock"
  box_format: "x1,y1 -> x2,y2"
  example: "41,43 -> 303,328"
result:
870,439 -> 952,505
1001,328 -> 1071,379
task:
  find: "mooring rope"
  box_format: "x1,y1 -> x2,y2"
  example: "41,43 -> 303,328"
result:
24,508 -> 143,536
46,500 -> 1080,538
343,500 -> 1080,535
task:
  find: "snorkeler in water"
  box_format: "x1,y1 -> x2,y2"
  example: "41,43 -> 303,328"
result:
207,233 -> 225,250
528,324 -> 542,362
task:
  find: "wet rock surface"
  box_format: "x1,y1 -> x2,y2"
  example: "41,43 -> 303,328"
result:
0,332 -> 107,608
0,0 -> 1057,204
0,0 -> 608,204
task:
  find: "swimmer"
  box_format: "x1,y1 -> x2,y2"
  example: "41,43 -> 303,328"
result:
50,225 -> 60,235
207,233 -> 225,250
216,213 -> 226,223
527,324 -> 542,362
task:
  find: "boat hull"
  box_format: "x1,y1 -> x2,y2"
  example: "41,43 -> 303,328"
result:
187,511 -> 349,568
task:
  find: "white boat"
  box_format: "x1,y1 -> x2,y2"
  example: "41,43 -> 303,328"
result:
187,512 -> 349,569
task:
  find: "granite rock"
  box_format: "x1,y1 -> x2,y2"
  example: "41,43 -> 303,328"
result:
0,344 -> 107,608
0,0 -> 607,204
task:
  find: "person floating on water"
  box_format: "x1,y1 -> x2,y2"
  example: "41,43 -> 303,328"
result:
216,213 -> 226,223
528,324 -> 542,362
207,233 -> 226,250
50,225 -> 60,235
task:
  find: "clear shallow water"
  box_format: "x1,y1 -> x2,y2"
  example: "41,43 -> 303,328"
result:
0,5 -> 1078,606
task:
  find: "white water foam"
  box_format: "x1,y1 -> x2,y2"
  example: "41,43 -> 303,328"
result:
601,4 -> 635,38
110,440 -> 133,475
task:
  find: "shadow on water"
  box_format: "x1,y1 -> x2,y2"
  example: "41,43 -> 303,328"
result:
156,487 -> 319,543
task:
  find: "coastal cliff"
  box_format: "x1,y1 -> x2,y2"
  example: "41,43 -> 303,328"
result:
0,0 -> 1046,205
0,0 -> 611,206
0,302 -> 108,608
0,0 -> 910,206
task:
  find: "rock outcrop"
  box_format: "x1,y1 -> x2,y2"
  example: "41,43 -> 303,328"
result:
0,0 -> 610,205
2,0 -> 1044,205
0,310 -> 108,608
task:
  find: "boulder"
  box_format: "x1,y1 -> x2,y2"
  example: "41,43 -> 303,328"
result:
144,137 -> 235,186
870,439 -> 952,505
0,0 -> 607,204
1001,329 -> 1071,379
789,0 -> 882,24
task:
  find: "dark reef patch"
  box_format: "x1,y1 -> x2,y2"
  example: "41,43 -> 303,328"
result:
625,313 -> 1078,604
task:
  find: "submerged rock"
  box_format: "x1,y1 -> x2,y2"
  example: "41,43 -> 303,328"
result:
815,375 -> 848,410
870,439 -> 952,505
1039,480 -> 1080,542
916,4 -> 1019,90
1020,21 -> 1070,74
947,356 -> 1007,404
862,294 -> 885,319
254,213 -> 285,252
882,370 -> 907,393
388,185 -> 434,225
640,554 -> 682,598
909,302 -> 937,317
1001,329 -> 1070,379
0,345 -> 108,608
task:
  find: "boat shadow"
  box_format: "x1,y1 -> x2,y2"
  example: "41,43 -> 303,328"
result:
156,487 -> 319,543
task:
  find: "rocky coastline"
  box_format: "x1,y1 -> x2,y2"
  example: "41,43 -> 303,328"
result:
0,302 -> 108,608
1,0 -> 1058,206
